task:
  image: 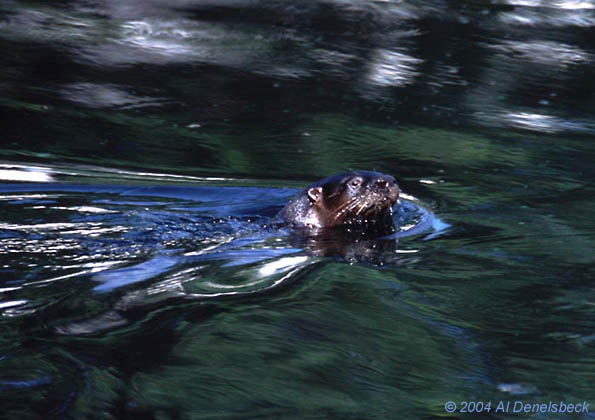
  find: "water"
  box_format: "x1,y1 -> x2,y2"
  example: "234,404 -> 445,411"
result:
1,1 -> 595,419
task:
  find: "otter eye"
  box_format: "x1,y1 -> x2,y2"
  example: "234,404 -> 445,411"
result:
350,178 -> 363,188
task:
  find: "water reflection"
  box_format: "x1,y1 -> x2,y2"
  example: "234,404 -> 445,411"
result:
366,49 -> 421,88
491,40 -> 590,66
60,82 -> 173,109
0,164 -> 53,182
2,0 -> 595,139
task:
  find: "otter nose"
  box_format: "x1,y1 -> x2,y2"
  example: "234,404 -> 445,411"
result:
376,179 -> 389,188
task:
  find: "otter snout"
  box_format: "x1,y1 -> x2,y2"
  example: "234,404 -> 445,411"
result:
376,179 -> 389,189
372,175 -> 399,203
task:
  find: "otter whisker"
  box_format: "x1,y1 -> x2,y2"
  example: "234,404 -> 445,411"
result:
332,196 -> 361,216
332,198 -> 364,223
355,201 -> 368,217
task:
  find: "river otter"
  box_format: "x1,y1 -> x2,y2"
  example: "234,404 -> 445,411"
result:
278,171 -> 399,230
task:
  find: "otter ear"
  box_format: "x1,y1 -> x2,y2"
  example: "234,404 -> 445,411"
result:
307,187 -> 322,203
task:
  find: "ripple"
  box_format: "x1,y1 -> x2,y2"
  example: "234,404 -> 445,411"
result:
394,197 -> 450,240
490,40 -> 591,67
366,49 -> 422,88
474,110 -> 595,134
0,165 -> 53,182
501,0 -> 595,9
498,6 -> 595,27
59,82 -> 174,109
0,299 -> 28,310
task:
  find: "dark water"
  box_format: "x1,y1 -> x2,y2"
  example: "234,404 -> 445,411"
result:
1,1 -> 595,419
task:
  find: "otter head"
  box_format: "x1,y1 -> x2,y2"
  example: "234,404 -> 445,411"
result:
300,171 -> 399,228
